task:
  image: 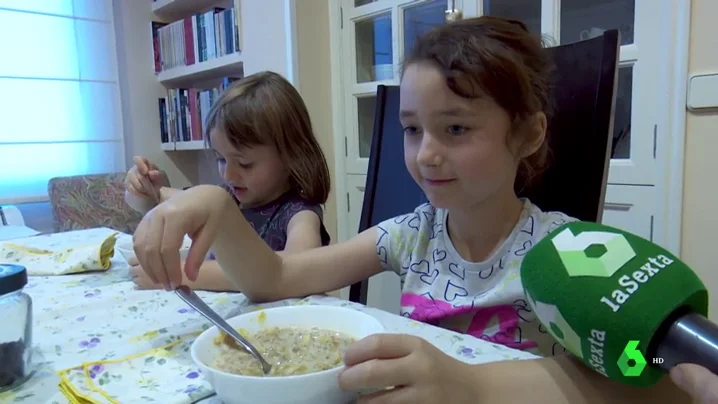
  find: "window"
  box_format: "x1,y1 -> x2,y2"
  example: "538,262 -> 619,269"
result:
0,0 -> 124,203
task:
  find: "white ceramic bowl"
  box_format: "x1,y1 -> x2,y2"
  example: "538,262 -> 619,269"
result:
115,236 -> 192,263
191,305 -> 385,404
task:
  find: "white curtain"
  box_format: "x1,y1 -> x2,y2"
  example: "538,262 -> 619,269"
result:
0,0 -> 124,203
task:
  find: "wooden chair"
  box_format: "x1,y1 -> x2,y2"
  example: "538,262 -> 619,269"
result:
349,29 -> 620,305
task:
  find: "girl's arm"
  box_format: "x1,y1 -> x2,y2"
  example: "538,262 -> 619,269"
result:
283,210 -> 324,253
177,260 -> 235,291
125,186 -> 181,214
475,355 -> 690,403
177,211 -> 325,292
209,190 -> 382,302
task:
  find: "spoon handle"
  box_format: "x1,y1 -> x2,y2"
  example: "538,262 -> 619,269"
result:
174,285 -> 272,373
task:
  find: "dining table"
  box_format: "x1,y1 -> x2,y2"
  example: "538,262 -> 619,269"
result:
0,227 -> 538,404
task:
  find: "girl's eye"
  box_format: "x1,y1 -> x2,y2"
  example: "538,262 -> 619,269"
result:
402,126 -> 420,136
447,125 -> 467,135
239,163 -> 253,169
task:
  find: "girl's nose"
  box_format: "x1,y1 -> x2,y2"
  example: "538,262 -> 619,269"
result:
416,133 -> 444,167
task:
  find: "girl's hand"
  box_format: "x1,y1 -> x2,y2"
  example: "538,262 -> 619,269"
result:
133,185 -> 231,290
125,156 -> 166,201
339,334 -> 480,403
128,259 -> 161,290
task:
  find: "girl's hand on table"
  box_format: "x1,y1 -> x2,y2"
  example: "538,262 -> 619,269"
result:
132,185 -> 232,290
128,258 -> 160,290
339,334 -> 480,403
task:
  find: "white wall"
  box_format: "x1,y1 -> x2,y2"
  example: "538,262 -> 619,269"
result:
112,0 -> 197,188
682,0 -> 718,320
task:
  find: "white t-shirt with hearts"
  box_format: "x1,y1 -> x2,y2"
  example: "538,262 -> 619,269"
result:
376,199 -> 576,357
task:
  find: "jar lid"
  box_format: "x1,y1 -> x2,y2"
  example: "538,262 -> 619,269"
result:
0,264 -> 27,295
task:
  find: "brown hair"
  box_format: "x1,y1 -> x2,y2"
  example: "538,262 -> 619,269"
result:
402,16 -> 554,186
204,71 -> 331,205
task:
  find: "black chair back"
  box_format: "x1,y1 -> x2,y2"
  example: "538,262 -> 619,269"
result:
349,30 -> 620,304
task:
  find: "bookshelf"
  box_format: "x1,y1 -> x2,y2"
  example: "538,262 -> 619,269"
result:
151,0 -> 244,151
157,52 -> 244,86
151,0 -> 298,152
152,0 -> 234,21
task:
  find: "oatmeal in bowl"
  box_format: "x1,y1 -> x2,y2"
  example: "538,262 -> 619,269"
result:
190,305 -> 384,404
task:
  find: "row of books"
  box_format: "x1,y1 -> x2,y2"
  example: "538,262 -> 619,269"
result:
151,6 -> 241,73
158,77 -> 240,144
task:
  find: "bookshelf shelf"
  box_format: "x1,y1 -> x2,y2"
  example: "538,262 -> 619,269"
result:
176,140 -> 207,151
161,141 -> 207,151
157,52 -> 243,87
152,0 -> 233,20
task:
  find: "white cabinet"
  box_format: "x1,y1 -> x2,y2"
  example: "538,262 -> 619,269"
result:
331,0 -> 687,260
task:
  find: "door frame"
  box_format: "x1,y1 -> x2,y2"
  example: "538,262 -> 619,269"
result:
326,0 -> 688,255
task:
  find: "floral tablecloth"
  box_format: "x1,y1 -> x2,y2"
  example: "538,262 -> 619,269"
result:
0,228 -> 538,404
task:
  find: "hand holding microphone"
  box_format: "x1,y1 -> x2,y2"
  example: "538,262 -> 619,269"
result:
520,221 -> 713,388
670,363 -> 718,404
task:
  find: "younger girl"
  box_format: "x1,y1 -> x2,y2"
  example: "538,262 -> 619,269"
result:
125,71 -> 331,291
132,17 -> 687,403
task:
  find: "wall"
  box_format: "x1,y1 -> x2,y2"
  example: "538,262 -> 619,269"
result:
112,0 -> 197,188
681,0 -> 718,318
295,0 -> 338,242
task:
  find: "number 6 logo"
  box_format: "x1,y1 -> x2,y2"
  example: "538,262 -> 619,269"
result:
618,340 -> 647,377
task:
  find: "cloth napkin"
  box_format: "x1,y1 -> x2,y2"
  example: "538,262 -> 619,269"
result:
0,229 -> 118,275
57,335 -> 213,404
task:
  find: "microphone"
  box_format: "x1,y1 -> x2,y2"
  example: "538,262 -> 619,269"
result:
520,221 -> 713,387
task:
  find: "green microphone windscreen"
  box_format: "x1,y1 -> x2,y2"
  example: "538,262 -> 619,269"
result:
520,221 -> 708,387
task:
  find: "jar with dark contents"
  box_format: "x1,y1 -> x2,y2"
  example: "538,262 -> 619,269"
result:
0,264 -> 32,392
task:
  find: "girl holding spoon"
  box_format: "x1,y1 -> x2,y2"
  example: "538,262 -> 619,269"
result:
125,71 -> 332,292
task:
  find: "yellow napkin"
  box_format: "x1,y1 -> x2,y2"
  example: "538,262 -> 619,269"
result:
0,232 -> 118,275
58,336 -> 213,404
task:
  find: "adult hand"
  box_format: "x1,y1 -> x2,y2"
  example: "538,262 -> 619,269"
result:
670,363 -> 718,404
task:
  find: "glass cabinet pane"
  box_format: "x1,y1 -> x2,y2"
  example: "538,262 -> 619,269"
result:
560,0 -> 634,45
483,0 -> 541,35
357,95 -> 376,158
611,66 -> 633,159
403,0 -> 446,56
355,0 -> 377,6
355,13 -> 393,83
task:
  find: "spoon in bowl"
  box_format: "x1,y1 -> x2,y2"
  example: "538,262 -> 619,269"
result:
174,285 -> 272,375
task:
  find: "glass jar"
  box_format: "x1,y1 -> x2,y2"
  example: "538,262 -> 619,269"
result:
0,264 -> 32,392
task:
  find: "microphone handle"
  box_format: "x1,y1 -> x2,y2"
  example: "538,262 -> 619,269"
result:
655,312 -> 718,374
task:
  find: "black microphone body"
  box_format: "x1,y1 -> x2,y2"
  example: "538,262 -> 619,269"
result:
654,311 -> 718,374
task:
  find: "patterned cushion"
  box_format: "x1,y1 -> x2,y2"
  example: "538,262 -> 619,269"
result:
48,173 -> 144,234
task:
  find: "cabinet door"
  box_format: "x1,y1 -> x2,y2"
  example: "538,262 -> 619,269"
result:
344,173 -> 401,313
559,0 -> 663,186
476,0 -> 675,186
602,184 -> 655,242
342,0 -> 461,174
345,174 -> 367,241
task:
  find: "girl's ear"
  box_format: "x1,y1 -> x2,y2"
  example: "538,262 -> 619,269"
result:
520,112 -> 547,158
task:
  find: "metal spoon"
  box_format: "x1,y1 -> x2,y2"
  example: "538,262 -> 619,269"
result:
174,285 -> 272,375
138,174 -> 161,205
